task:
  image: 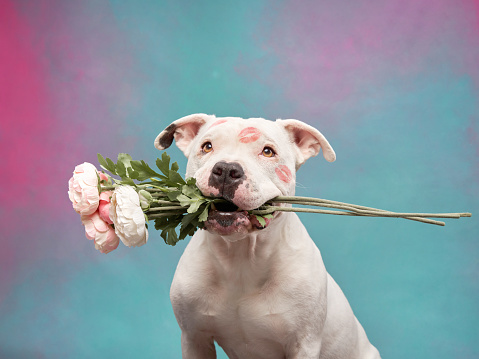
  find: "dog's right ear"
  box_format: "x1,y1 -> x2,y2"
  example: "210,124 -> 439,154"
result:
154,114 -> 213,156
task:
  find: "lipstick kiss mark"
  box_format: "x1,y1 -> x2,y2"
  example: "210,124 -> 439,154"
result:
210,119 -> 227,128
239,127 -> 262,143
275,165 -> 293,183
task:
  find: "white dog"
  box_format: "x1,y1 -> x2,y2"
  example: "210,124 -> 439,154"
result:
155,114 -> 381,359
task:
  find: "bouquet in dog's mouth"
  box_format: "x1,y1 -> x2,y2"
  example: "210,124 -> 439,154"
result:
68,153 -> 472,253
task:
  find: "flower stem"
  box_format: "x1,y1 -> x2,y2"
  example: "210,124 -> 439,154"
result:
250,206 -> 446,226
147,206 -> 187,212
152,200 -> 180,206
100,185 -> 116,191
271,196 -> 471,217
147,212 -> 185,219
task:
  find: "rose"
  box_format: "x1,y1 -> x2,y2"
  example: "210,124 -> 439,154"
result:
81,211 -> 119,254
68,162 -> 100,215
98,191 -> 113,224
109,186 -> 149,247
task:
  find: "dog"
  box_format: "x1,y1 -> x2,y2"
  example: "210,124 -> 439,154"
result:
155,114 -> 381,359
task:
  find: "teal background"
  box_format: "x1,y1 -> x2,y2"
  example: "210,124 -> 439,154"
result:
1,0 -> 478,358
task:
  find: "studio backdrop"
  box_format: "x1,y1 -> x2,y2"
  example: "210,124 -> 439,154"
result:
1,1 -> 478,358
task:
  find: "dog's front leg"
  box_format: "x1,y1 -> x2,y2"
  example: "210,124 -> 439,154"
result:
181,332 -> 217,359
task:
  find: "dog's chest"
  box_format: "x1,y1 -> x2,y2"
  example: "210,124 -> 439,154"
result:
194,278 -> 297,357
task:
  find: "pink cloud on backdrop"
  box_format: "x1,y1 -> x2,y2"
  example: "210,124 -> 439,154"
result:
1,0 -> 138,226
0,1 -> 60,297
0,1 -> 58,209
262,0 -> 479,123
0,0 -> 138,302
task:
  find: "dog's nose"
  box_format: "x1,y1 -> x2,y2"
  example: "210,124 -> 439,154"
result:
209,161 -> 245,199
212,162 -> 244,180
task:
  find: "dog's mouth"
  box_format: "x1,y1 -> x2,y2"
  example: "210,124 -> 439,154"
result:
204,198 -> 274,235
212,201 -> 239,212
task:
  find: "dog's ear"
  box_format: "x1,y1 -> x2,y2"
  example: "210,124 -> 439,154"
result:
154,114 -> 213,155
277,119 -> 336,166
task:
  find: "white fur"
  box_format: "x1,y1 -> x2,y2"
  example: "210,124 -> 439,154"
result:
157,114 -> 381,358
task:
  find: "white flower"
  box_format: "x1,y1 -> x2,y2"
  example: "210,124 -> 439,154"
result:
81,211 -> 120,254
68,162 -> 100,215
109,186 -> 149,247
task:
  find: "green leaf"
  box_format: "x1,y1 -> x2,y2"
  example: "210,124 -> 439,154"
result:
120,177 -> 135,186
97,154 -> 117,175
106,157 -> 117,174
254,215 -> 267,227
165,227 -> 178,246
179,222 -> 197,241
176,194 -> 193,207
168,227 -> 179,245
116,153 -> 135,180
189,224 -> 199,234
186,177 -> 197,186
131,160 -> 162,181
97,154 -> 110,172
187,199 -> 204,214
182,184 -> 203,199
118,153 -> 132,168
127,167 -> 139,179
154,217 -> 168,231
96,172 -> 102,194
176,194 -> 205,213
167,190 -> 181,201
116,160 -> 127,178
181,212 -> 199,229
155,213 -> 183,246
171,161 -> 179,172
168,171 -> 186,186
156,152 -> 171,176
198,204 -> 210,222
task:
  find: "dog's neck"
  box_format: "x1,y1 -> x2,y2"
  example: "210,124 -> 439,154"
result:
200,212 -> 301,292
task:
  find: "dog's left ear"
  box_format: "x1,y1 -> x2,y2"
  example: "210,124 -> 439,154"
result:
277,119 -> 336,166
154,113 -> 213,156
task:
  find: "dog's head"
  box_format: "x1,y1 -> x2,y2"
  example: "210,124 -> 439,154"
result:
155,114 -> 335,237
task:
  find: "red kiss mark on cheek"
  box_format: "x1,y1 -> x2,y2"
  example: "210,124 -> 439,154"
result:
239,127 -> 262,143
210,119 -> 227,128
275,165 -> 293,183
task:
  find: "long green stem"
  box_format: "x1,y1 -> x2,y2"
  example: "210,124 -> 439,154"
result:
270,201 -> 463,218
267,196 -> 471,223
148,206 -> 187,212
250,206 -> 446,226
147,212 -> 185,219
151,200 -> 179,206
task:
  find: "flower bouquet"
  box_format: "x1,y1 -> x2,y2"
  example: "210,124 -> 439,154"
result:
68,153 -> 472,253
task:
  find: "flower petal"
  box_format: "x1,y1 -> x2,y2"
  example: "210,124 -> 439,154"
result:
110,186 -> 148,247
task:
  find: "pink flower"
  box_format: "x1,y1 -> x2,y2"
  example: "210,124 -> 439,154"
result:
81,211 -> 119,254
98,191 -> 113,224
68,162 -> 100,215
109,186 -> 148,247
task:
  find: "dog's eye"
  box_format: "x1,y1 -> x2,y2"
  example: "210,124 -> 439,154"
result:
262,147 -> 275,158
202,142 -> 213,153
